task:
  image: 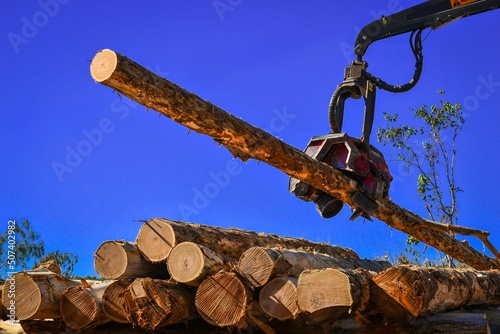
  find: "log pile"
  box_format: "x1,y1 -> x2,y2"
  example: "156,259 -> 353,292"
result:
4,217 -> 500,333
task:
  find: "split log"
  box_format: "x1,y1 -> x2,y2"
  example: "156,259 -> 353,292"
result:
238,246 -> 390,288
136,218 -> 358,263
123,278 -> 197,331
90,48 -> 500,270
259,277 -> 299,321
195,272 -> 253,328
296,268 -> 372,325
167,242 -> 236,286
372,266 -> 500,320
1,269 -> 78,320
94,240 -> 168,279
102,280 -> 132,324
61,282 -> 112,329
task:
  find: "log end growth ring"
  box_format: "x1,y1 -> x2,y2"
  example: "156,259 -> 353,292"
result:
61,286 -> 97,329
136,219 -> 175,262
168,242 -> 204,284
90,49 -> 117,82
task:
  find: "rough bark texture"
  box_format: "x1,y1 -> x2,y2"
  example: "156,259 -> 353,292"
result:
372,266 -> 500,320
60,282 -> 112,330
1,269 -> 78,320
102,280 -> 132,324
167,242 -> 236,286
136,218 -> 358,263
94,240 -> 168,279
297,268 -> 372,325
238,246 -> 390,288
123,278 -> 197,331
89,48 -> 499,270
259,276 -> 299,320
195,272 -> 253,328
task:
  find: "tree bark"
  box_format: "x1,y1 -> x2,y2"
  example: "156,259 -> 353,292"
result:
90,49 -> 500,270
259,277 -> 299,321
136,218 -> 358,263
296,268 -> 372,325
238,246 -> 390,288
167,242 -> 236,286
1,269 -> 78,320
102,280 -> 132,324
123,278 -> 197,331
195,272 -> 253,328
60,282 -> 112,330
372,266 -> 500,320
94,240 -> 168,280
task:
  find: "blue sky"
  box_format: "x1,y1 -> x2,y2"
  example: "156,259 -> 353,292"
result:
2,1 -> 500,276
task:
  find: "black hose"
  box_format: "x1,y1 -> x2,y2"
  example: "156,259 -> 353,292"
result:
366,28 -> 425,93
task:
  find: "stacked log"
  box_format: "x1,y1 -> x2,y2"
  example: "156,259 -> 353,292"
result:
123,277 -> 197,331
94,240 -> 168,279
13,218 -> 500,333
238,246 -> 390,288
60,282 -> 111,329
136,218 -> 358,262
1,268 -> 78,320
371,266 -> 500,321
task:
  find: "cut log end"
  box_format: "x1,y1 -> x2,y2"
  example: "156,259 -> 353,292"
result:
3,273 -> 41,320
94,241 -> 130,279
102,281 -> 132,324
238,247 -> 279,287
90,49 -> 118,82
168,242 -> 210,286
61,286 -> 99,329
136,219 -> 175,262
259,277 -> 298,321
195,272 -> 251,328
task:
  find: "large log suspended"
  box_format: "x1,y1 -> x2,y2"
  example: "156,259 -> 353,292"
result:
136,218 -> 358,263
238,246 -> 390,288
89,49 -> 499,270
94,240 -> 168,279
60,282 -> 112,330
372,266 -> 500,320
1,269 -> 78,320
167,242 -> 236,286
123,278 -> 197,331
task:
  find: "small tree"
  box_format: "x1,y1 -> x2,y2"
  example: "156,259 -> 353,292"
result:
0,218 -> 78,277
377,90 -> 465,266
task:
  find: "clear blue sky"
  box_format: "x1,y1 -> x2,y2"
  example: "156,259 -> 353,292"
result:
2,1 -> 500,276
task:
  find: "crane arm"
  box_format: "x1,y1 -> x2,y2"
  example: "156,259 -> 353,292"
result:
354,0 -> 500,59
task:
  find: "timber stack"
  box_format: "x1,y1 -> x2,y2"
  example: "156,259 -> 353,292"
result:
3,217 -> 500,333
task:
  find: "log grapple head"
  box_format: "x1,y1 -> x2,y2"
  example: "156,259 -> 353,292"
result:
289,133 -> 392,220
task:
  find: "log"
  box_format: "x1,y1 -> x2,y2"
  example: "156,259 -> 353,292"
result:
195,272 -> 253,328
372,266 -> 500,320
167,242 -> 236,286
136,218 -> 358,263
238,246 -> 390,288
102,280 -> 132,324
123,278 -> 197,331
1,269 -> 78,320
259,277 -> 299,321
90,48 -> 500,270
296,268 -> 372,325
94,240 -> 168,279
60,282 -> 112,329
